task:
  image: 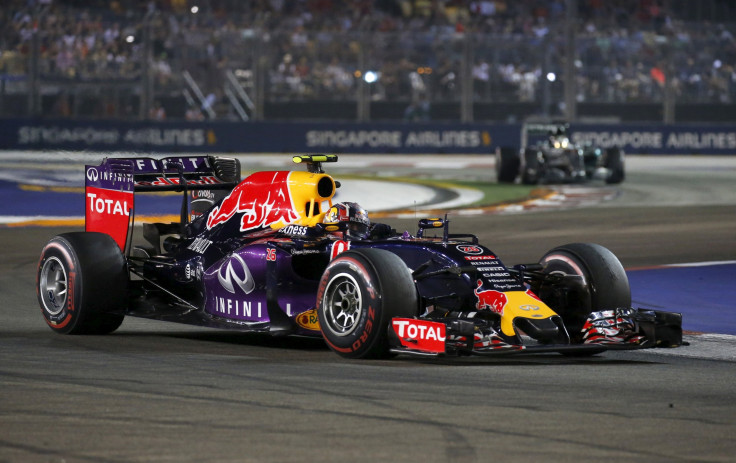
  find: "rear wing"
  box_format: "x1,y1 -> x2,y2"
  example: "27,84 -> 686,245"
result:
521,122 -> 569,149
126,155 -> 240,191
85,156 -> 240,250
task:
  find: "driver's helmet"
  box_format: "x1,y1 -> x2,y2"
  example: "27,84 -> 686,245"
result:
323,202 -> 370,239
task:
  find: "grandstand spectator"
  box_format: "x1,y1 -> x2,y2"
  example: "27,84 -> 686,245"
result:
185,105 -> 204,121
1,0 -> 735,119
149,100 -> 166,120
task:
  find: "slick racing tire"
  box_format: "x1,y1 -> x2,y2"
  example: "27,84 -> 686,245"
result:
317,248 -> 418,359
495,147 -> 520,183
537,243 -> 631,339
37,232 -> 127,335
604,147 -> 625,184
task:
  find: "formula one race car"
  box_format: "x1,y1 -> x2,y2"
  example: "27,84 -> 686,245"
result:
496,123 -> 625,185
37,154 -> 680,359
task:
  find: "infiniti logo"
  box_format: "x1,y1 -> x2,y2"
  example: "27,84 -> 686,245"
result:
519,305 -> 540,311
86,167 -> 99,182
218,254 -> 255,294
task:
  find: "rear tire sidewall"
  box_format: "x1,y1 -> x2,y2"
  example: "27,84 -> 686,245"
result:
37,232 -> 127,334
37,240 -> 81,334
317,248 -> 417,359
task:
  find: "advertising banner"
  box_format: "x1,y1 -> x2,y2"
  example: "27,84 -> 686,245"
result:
1,118 -> 734,154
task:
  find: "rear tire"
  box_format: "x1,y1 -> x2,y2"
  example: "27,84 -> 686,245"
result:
537,243 -> 630,338
37,232 -> 127,334
317,248 -> 418,359
495,147 -> 520,183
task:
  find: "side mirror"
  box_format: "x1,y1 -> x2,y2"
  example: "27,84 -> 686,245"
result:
416,217 -> 445,238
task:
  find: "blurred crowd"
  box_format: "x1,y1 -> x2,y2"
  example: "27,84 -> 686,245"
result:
1,0 -> 735,118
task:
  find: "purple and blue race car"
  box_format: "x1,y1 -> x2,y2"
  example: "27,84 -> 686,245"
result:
37,154 -> 682,358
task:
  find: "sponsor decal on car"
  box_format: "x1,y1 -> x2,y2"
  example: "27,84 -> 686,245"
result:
281,225 -> 309,236
214,298 -> 264,318
206,171 -> 299,231
86,192 -> 130,217
135,175 -> 223,187
456,244 -> 483,255
474,280 -> 508,314
392,318 -> 446,353
187,237 -> 212,254
330,240 -> 350,260
218,254 -> 255,294
84,186 -> 132,250
296,308 -> 320,331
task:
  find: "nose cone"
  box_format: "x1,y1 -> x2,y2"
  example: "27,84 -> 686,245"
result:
514,316 -> 566,344
497,290 -> 560,338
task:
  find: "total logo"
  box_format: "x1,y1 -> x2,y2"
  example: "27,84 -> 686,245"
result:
392,318 -> 446,353
393,319 -> 446,341
218,254 -> 255,294
86,192 -> 129,216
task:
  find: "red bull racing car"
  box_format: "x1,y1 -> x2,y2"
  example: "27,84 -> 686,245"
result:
37,154 -> 682,359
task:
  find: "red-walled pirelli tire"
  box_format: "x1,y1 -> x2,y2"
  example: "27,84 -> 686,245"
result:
37,232 -> 127,335
317,248 -> 418,359
538,242 -> 631,339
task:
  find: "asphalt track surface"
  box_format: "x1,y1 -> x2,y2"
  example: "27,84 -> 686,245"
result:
1,154 -> 736,462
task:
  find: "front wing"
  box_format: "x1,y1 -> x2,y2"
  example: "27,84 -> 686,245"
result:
388,308 -> 683,357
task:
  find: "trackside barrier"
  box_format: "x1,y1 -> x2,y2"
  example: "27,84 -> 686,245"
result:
1,119 -> 735,155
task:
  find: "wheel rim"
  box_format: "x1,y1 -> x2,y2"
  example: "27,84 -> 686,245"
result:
40,257 -> 68,316
322,272 -> 362,337
542,254 -> 587,285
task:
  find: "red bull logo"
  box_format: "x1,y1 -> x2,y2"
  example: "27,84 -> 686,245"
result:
474,280 -> 508,314
206,171 -> 299,231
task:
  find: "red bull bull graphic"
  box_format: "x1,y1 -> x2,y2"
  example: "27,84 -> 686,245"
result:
206,171 -> 299,232
474,279 -> 508,314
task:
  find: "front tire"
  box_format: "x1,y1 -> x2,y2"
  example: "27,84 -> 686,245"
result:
495,147 -> 520,183
604,147 -> 625,184
317,248 -> 418,359
536,243 -> 631,338
37,232 -> 127,334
